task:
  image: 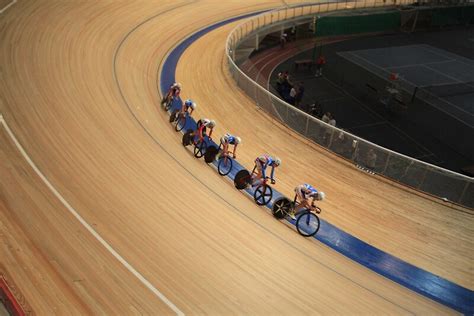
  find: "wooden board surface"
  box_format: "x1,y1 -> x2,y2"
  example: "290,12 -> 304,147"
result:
0,0 -> 471,313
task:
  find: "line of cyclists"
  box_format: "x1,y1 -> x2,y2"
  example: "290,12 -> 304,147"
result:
162,82 -> 325,220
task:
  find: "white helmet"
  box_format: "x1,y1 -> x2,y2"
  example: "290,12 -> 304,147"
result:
176,82 -> 182,89
208,120 -> 216,128
316,191 -> 325,201
191,102 -> 197,110
234,136 -> 241,144
274,157 -> 282,166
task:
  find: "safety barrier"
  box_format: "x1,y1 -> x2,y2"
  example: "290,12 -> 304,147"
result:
225,1 -> 474,208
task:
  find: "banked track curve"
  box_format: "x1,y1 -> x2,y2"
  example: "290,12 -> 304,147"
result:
0,0 -> 472,314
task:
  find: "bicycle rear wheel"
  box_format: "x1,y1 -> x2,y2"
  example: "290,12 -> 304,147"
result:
204,146 -> 219,164
253,184 -> 273,206
271,197 -> 292,219
182,130 -> 193,146
296,211 -> 320,237
217,156 -> 233,176
234,169 -> 251,190
194,140 -> 207,158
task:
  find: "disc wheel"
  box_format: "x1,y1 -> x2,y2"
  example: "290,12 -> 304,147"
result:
234,170 -> 251,190
217,156 -> 233,176
296,211 -> 320,237
253,184 -> 273,206
204,146 -> 219,164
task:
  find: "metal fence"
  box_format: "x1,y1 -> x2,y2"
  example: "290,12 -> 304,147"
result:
226,0 -> 474,208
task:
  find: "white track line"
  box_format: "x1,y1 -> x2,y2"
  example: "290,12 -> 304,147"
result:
0,114 -> 184,316
0,0 -> 16,14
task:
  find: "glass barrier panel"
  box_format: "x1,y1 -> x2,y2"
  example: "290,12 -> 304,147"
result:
351,139 -> 385,172
328,129 -> 358,160
459,182 -> 474,209
306,118 -> 333,148
272,99 -> 290,123
420,168 -> 467,204
286,107 -> 310,136
382,153 -> 413,182
256,87 -> 280,118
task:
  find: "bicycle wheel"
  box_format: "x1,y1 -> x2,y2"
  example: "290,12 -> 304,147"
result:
271,198 -> 292,219
296,211 -> 320,237
169,110 -> 179,123
194,140 -> 207,158
204,146 -> 219,164
182,130 -> 193,147
217,156 -> 233,176
234,169 -> 251,190
175,114 -> 186,132
253,184 -> 273,206
164,98 -> 173,111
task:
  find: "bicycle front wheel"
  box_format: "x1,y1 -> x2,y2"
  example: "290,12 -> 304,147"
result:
253,184 -> 273,206
218,156 -> 233,176
194,140 -> 207,158
164,98 -> 172,111
296,211 -> 320,237
175,114 -> 186,132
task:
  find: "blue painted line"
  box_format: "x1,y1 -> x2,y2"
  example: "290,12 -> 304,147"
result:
159,10 -> 474,315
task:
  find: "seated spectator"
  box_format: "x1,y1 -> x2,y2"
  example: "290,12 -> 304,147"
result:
295,82 -> 305,108
308,101 -> 323,118
322,112 -> 331,123
328,114 -> 336,127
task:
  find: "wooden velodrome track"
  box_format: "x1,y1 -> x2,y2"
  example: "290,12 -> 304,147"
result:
1,0 -> 472,314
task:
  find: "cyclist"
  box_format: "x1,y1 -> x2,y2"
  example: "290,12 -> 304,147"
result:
290,183 -> 325,220
162,82 -> 182,106
180,99 -> 197,116
195,118 -> 216,142
252,154 -> 281,186
219,133 -> 241,158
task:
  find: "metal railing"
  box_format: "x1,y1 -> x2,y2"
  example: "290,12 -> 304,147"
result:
225,0 -> 474,208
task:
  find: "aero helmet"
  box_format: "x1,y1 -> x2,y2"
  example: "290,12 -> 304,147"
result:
274,157 -> 282,166
317,191 -> 326,201
208,120 -> 216,128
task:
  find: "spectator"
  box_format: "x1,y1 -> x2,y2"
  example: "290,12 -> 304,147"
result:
322,112 -> 331,123
276,72 -> 285,95
315,55 -> 326,77
288,85 -> 297,105
280,33 -> 287,48
308,101 -> 323,118
290,24 -> 297,41
366,149 -> 377,170
295,82 -> 305,108
328,114 -> 336,127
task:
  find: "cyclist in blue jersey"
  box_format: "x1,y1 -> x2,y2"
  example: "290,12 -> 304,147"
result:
290,183 -> 326,219
253,154 -> 281,186
219,133 -> 241,158
180,99 -> 197,116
